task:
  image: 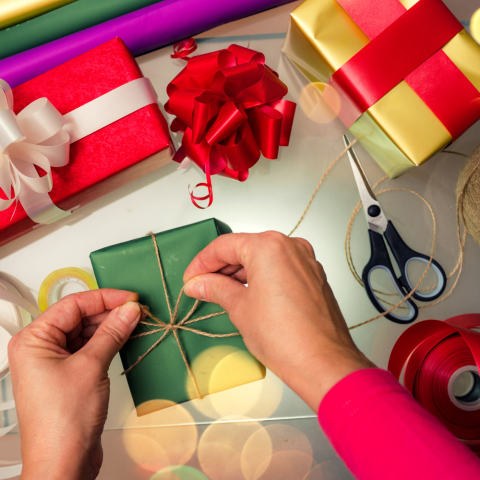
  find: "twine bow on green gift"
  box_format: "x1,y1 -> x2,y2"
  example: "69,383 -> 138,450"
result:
122,233 -> 240,399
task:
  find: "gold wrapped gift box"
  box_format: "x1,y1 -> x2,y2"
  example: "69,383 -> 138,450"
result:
282,0 -> 480,178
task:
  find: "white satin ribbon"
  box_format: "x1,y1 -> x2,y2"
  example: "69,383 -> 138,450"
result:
0,77 -> 158,225
0,279 -> 38,480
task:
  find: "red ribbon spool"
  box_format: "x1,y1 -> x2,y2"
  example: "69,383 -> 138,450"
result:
389,314 -> 480,453
166,39 -> 296,208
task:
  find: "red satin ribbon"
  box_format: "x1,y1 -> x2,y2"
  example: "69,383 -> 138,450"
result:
171,38 -> 198,59
388,314 -> 480,452
331,0 -> 480,139
167,39 -> 296,208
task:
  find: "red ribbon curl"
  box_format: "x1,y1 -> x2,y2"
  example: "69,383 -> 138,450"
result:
389,314 -> 480,453
166,39 -> 296,208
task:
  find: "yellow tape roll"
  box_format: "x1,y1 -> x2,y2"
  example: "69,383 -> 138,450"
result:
38,268 -> 98,312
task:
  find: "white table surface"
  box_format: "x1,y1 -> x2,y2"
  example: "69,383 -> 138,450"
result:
1,1 -> 480,479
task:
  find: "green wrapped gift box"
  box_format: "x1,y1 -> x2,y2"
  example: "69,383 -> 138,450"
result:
90,219 -> 265,415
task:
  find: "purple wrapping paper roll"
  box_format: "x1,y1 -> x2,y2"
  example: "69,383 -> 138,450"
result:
0,0 -> 295,88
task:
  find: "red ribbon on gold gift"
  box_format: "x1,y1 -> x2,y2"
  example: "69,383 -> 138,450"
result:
328,0 -> 480,139
166,41 -> 296,208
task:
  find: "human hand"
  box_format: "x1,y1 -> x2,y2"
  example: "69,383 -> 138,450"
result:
183,232 -> 375,411
8,289 -> 142,480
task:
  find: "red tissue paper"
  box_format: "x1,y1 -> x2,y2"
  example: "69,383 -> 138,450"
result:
0,38 -> 173,247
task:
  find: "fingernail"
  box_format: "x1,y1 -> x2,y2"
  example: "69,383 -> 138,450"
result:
118,302 -> 141,326
184,279 -> 206,301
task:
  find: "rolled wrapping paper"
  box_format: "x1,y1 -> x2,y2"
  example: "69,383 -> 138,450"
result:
0,0 -> 76,30
0,0 -> 296,88
0,0 -> 165,61
388,314 -> 480,453
0,278 -> 38,480
38,267 -> 98,312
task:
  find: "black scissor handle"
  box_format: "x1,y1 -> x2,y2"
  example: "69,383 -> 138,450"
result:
362,229 -> 418,324
383,221 -> 447,302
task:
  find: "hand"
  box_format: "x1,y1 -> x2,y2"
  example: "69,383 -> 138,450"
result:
8,289 -> 142,480
183,232 -> 375,411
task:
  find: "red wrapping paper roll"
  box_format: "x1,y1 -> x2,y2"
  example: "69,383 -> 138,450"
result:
389,314 -> 480,452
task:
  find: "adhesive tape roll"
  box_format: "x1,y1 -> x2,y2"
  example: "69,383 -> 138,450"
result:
389,314 -> 480,452
38,268 -> 98,313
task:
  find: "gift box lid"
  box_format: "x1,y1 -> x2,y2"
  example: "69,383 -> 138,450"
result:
0,38 -> 171,230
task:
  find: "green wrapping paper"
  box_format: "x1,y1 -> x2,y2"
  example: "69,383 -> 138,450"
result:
90,219 -> 265,415
0,0 -> 163,60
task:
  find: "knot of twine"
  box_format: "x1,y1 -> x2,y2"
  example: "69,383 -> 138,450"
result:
122,233 -> 240,400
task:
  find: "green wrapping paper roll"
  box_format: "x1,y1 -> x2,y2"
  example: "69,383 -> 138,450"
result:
90,219 -> 266,415
0,0 -> 163,60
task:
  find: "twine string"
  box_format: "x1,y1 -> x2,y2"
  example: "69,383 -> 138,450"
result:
121,233 -> 240,400
289,140 -> 467,330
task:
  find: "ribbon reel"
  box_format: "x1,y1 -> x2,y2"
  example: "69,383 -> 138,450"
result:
0,276 -> 39,479
389,314 -> 480,452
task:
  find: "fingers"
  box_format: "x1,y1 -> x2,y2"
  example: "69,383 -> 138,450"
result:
34,289 -> 138,334
219,265 -> 247,284
184,273 -> 246,313
79,302 -> 142,371
184,233 -> 254,283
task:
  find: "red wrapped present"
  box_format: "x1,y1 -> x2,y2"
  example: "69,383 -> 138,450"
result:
0,38 -> 173,247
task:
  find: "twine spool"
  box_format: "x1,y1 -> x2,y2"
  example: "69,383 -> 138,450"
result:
457,145 -> 480,246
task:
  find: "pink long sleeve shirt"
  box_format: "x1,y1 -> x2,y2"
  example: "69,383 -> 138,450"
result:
318,368 -> 480,480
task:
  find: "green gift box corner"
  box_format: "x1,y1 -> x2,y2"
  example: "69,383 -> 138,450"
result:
90,219 -> 265,415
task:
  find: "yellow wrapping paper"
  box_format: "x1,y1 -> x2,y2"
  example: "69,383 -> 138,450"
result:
0,0 -> 76,30
282,0 -> 480,178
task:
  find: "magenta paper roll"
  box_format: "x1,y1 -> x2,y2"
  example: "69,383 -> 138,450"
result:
0,0 -> 294,88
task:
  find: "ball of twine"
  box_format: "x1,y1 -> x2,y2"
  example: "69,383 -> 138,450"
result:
457,145 -> 480,246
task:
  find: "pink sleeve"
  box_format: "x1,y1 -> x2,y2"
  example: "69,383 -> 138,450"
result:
318,368 -> 480,480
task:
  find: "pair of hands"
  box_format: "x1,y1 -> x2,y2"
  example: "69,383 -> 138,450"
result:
9,232 -> 373,480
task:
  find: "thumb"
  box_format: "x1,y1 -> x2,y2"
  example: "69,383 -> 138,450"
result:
184,273 -> 246,313
80,301 -> 141,371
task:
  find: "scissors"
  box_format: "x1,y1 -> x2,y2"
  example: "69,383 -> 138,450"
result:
344,135 -> 447,324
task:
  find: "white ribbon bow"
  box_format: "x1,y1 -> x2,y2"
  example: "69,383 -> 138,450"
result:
0,79 -> 71,224
0,76 -> 159,225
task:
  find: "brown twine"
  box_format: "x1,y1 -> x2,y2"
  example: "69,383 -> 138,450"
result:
121,233 -> 240,400
457,145 -> 480,246
288,141 -> 467,330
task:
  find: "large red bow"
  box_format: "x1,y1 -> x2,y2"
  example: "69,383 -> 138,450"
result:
166,40 -> 296,208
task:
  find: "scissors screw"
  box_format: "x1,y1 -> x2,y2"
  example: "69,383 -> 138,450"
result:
368,205 -> 381,218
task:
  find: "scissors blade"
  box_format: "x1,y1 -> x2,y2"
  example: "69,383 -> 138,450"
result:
343,135 -> 388,233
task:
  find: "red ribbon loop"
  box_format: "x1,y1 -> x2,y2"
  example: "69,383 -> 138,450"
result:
167,38 -> 296,208
171,38 -> 198,59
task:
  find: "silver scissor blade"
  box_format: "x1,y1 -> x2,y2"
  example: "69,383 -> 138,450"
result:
343,136 -> 388,233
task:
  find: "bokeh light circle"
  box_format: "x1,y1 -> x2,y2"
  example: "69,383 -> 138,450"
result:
123,399 -> 198,473
198,416 -> 269,480
187,346 -> 280,419
300,82 -> 341,124
245,424 -> 313,480
150,465 -> 209,480
471,9 -> 480,44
